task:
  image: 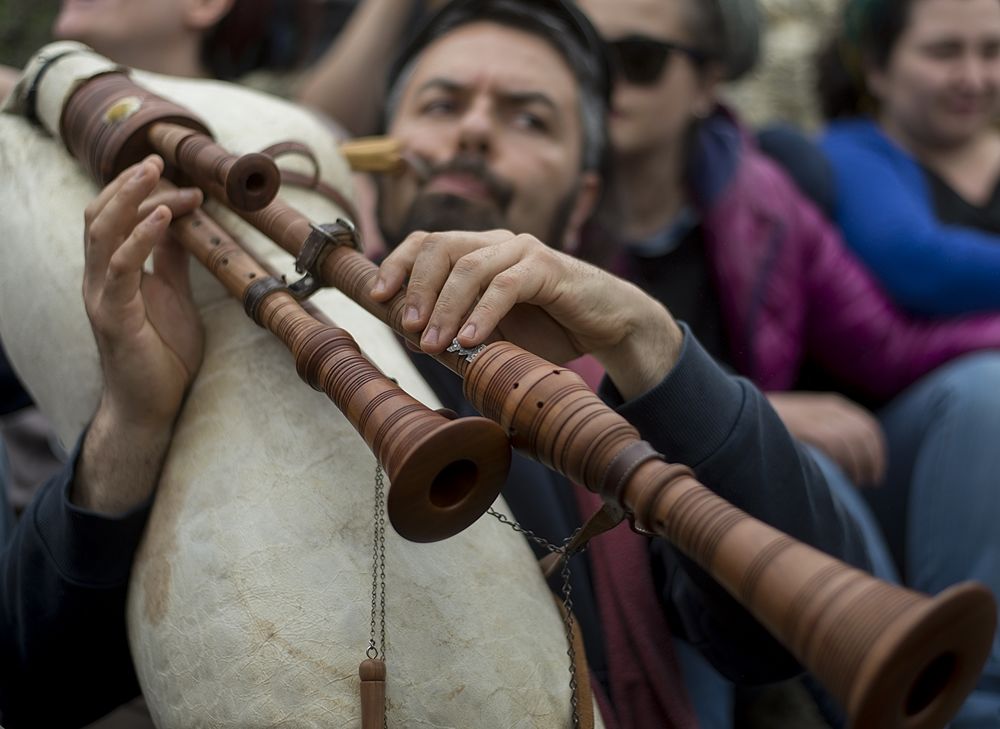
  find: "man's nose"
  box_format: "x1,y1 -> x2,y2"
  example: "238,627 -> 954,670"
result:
456,98 -> 494,156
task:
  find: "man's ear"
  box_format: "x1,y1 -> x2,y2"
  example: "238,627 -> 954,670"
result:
183,0 -> 236,31
560,171 -> 602,254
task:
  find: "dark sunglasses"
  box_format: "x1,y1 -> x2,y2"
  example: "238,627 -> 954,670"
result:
606,35 -> 709,86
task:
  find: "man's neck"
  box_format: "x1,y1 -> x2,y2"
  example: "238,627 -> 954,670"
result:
613,140 -> 688,240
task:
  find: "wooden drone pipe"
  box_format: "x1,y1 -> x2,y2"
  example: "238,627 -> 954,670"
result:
62,74 -> 280,211
58,69 -> 515,539
163,193 -> 511,541
147,121 -> 280,211
462,340 -> 997,729
205,190 -> 1000,729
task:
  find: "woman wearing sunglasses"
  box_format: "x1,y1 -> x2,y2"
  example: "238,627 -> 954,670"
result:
576,0 -> 1000,726
817,0 -> 1000,316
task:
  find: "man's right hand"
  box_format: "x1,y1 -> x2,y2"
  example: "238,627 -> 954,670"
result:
83,155 -> 204,430
372,229 -> 684,401
767,391 -> 888,487
74,156 -> 204,513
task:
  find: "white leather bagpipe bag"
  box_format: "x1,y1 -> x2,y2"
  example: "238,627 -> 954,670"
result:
0,43 -> 597,728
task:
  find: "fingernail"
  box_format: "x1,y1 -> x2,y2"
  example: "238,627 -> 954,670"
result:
132,164 -> 148,182
371,278 -> 386,296
182,188 -> 201,199
460,323 -> 476,340
151,207 -> 168,222
422,325 -> 439,348
404,305 -> 419,324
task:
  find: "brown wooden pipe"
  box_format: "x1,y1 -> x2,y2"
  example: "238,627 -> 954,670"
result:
62,74 -> 280,211
57,69 -> 997,728
164,195 -> 511,542
147,121 -> 280,211
463,341 -> 997,729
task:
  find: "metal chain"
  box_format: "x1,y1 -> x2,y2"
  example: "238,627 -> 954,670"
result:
487,507 -> 564,554
487,508 -> 582,728
367,463 -> 389,729
559,553 -> 580,728
368,464 -> 388,659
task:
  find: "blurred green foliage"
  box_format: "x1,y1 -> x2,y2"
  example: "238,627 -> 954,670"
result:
1,0 -> 59,69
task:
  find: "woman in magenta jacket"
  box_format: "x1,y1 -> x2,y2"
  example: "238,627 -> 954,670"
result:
578,0 -> 1000,724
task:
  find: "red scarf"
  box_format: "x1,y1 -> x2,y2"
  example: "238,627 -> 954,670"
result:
566,355 -> 699,729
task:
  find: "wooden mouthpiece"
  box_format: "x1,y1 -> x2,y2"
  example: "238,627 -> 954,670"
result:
339,136 -> 405,174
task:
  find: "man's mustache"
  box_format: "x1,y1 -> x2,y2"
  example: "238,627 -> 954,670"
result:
420,156 -> 514,211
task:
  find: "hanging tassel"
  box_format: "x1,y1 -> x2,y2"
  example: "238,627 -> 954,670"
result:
360,658 -> 386,729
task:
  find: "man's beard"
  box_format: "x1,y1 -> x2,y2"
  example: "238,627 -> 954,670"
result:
398,191 -> 507,242
378,156 -> 578,251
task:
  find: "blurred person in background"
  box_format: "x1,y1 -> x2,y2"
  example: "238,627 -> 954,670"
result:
574,0 -> 1000,725
818,0 -> 1000,316
50,0 -> 319,81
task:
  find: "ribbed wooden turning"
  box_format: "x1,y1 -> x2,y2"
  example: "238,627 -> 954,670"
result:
167,203 -> 510,543
463,341 -> 997,729
62,73 -> 211,185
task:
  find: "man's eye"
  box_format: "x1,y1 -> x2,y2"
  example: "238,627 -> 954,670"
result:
422,99 -> 456,115
513,111 -> 548,132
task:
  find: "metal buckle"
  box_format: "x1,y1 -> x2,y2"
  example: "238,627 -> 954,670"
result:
281,219 -> 361,301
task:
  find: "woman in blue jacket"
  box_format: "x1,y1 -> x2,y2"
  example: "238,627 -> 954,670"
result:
817,0 -> 1000,316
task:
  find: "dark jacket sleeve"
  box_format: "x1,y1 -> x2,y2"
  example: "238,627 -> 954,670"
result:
0,437 -> 149,729
603,327 -> 872,684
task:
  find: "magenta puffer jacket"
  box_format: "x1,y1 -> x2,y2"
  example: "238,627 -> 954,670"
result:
697,114 -> 1000,401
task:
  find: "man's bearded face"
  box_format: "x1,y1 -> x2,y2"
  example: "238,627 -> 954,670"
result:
377,22 -> 591,251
